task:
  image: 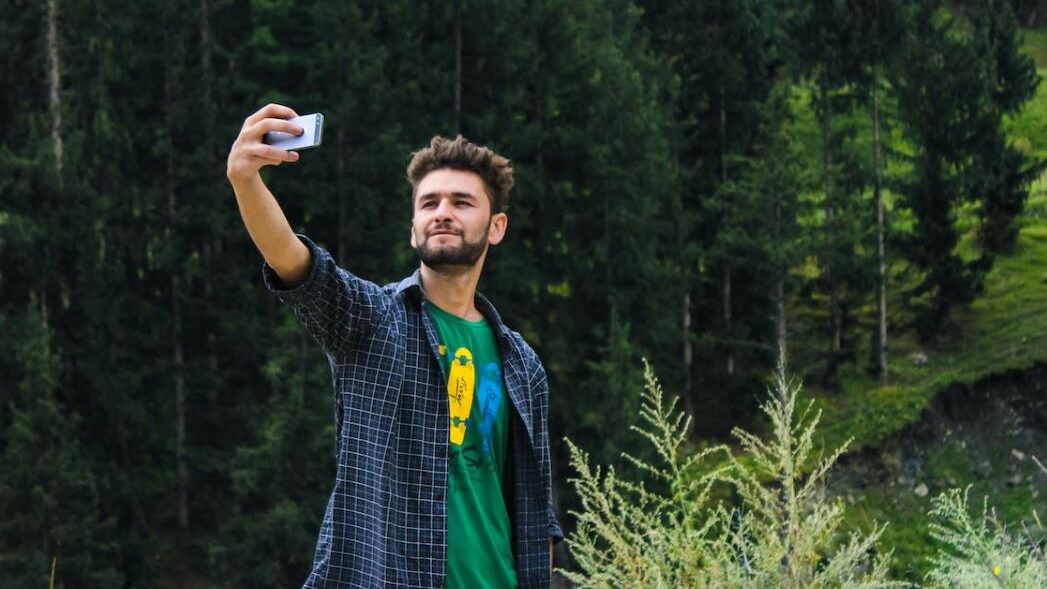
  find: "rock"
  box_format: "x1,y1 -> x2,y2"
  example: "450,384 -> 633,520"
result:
1011,448 -> 1026,461
914,483 -> 929,497
910,351 -> 929,367
977,460 -> 993,476
881,449 -> 902,473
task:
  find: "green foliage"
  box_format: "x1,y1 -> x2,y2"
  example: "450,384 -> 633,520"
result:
891,1 -> 1044,335
0,310 -> 123,587
561,360 -> 731,587
3,0 -> 1047,585
720,368 -> 904,588
561,360 -> 905,588
1020,27 -> 1047,69
642,0 -> 785,427
924,487 -> 1047,588
965,1 -> 1045,253
816,207 -> 1047,455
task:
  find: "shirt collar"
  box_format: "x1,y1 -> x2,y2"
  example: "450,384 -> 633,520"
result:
395,268 -> 513,342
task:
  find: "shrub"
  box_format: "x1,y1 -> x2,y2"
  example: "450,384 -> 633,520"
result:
560,360 -> 907,588
923,486 -> 1047,588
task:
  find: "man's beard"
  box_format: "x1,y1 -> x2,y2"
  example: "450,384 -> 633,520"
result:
415,223 -> 489,269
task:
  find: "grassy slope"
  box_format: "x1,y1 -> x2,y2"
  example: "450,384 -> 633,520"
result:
814,202 -> 1047,453
808,28 -> 1047,580
808,28 -> 1047,454
672,25 -> 1047,582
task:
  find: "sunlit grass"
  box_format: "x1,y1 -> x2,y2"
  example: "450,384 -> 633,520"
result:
813,206 -> 1047,452
807,32 -> 1047,454
794,27 -> 1047,583
1020,27 -> 1047,69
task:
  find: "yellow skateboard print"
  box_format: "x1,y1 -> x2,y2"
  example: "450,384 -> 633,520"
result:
447,347 -> 475,446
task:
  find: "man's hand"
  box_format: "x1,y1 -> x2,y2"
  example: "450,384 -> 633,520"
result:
550,538 -> 554,576
226,103 -> 312,287
226,103 -> 303,186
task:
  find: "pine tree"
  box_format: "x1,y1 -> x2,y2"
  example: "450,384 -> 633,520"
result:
642,0 -> 782,433
789,0 -> 877,388
965,0 -> 1044,254
890,0 -> 1034,336
851,0 -> 910,383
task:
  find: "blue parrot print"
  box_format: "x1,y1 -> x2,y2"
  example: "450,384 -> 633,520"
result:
476,362 -> 502,456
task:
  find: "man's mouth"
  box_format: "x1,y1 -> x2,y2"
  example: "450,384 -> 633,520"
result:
429,229 -> 460,237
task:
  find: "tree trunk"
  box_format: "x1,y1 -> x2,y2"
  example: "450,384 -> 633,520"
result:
723,266 -> 733,375
45,0 -> 64,188
200,0 -> 218,379
604,189 -> 614,343
454,0 -> 462,133
872,69 -> 889,385
720,82 -> 734,376
170,98 -> 190,540
166,89 -> 190,539
776,276 -> 787,375
173,275 -> 189,535
774,188 -> 788,375
819,86 -> 841,383
42,0 -> 63,328
870,0 -> 889,385
682,289 -> 696,423
164,4 -> 190,547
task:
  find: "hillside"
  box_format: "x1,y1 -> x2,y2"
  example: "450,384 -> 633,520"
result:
816,26 -> 1047,580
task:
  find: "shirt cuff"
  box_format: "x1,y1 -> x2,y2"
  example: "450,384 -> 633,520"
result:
549,506 -> 565,545
260,233 -> 326,305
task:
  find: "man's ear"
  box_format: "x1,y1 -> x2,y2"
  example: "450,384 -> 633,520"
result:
410,224 -> 417,249
488,212 -> 508,246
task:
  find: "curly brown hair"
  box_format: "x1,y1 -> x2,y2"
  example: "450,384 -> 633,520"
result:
406,135 -> 514,213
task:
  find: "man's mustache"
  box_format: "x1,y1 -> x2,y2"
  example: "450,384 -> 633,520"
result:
427,224 -> 462,237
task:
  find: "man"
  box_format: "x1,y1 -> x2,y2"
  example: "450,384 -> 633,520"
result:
226,103 -> 563,588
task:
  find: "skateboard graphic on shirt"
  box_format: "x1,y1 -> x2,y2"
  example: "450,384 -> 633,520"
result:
447,347 -> 475,445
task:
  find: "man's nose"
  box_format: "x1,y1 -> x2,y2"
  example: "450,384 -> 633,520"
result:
434,197 -> 455,220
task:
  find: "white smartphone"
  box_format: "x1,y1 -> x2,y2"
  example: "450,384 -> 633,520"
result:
263,113 -> 324,151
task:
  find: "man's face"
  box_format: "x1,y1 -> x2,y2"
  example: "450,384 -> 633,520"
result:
410,168 -> 507,270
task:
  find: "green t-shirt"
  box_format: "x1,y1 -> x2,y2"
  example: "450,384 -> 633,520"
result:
427,302 -> 518,589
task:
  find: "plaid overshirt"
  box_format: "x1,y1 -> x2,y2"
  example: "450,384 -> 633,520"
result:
262,234 -> 564,588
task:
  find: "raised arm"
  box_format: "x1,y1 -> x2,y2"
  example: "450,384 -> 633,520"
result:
226,103 -> 311,287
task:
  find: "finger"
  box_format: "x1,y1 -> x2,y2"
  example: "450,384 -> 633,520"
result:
245,103 -> 299,127
245,143 -> 300,162
246,118 -> 306,141
250,155 -> 285,167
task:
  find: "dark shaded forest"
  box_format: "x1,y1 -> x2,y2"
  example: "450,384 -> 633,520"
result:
2,0 -> 1045,586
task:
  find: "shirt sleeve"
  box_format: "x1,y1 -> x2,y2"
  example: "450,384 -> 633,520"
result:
549,504 -> 565,545
530,352 -> 566,545
261,233 -> 388,357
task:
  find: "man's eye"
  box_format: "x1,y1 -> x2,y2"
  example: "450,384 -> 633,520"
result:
422,201 -> 436,208
456,200 -> 472,207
